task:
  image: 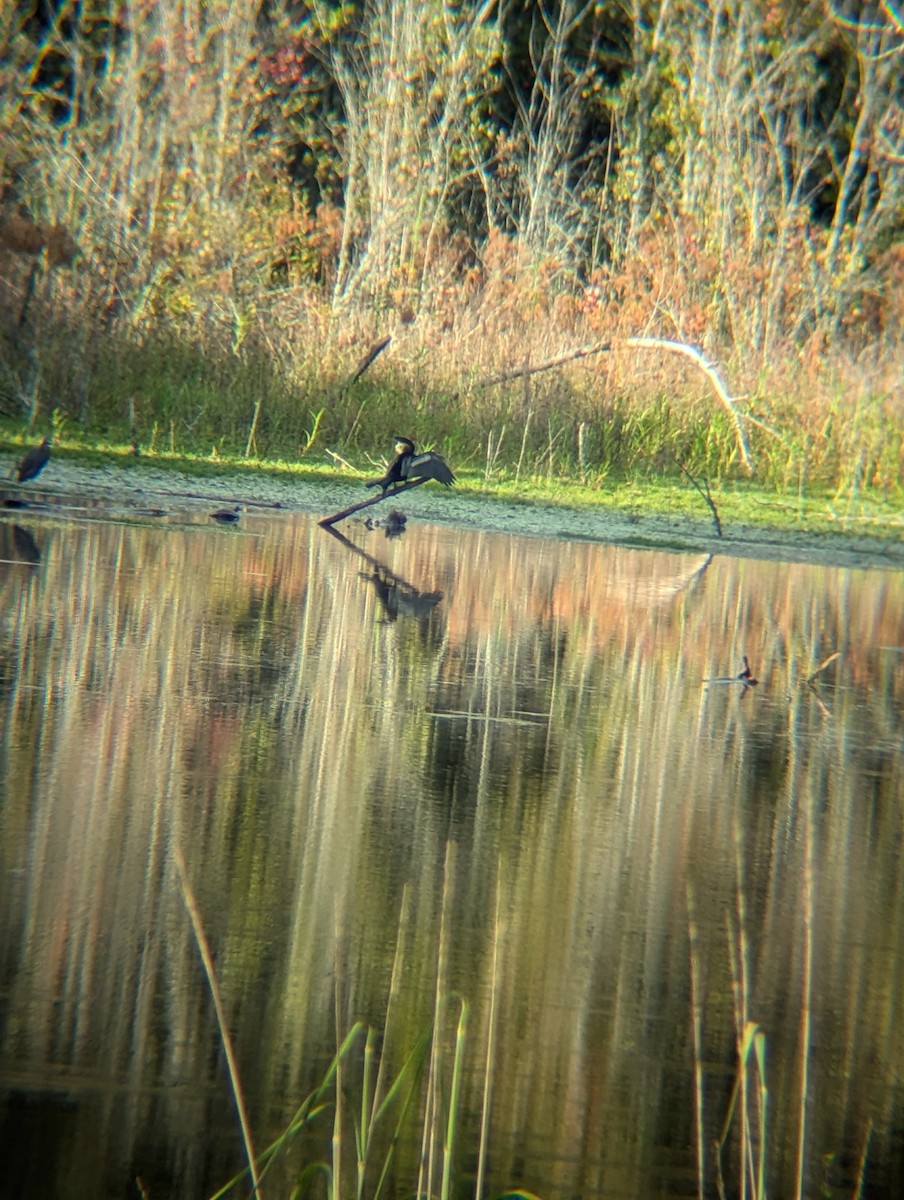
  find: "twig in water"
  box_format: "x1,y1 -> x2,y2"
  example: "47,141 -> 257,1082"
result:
675,456 -> 723,537
806,651 -> 840,684
476,862 -> 504,1200
806,650 -> 839,718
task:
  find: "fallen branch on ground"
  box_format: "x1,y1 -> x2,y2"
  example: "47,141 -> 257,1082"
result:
479,336 -> 754,472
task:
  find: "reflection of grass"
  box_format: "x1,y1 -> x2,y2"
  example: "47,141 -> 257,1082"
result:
180,844 -> 502,1200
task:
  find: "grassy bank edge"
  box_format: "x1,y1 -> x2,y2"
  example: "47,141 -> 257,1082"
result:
2,429 -> 901,547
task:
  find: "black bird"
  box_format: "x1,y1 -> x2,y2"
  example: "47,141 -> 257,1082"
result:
737,656 -> 758,686
365,436 -> 455,497
14,437 -> 51,483
211,506 -> 241,524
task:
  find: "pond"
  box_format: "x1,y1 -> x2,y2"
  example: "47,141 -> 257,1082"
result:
1,496 -> 903,1200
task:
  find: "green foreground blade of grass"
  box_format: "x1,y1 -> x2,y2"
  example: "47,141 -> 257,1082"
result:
210,1024 -> 366,1200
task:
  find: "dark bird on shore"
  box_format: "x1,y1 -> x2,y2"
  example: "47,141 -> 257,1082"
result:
211,506 -> 241,524
13,437 -> 51,483
365,436 -> 455,497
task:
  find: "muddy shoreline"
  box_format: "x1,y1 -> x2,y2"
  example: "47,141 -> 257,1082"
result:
4,456 -> 902,572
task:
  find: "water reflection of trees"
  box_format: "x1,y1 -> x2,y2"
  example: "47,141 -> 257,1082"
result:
1,514 -> 902,1199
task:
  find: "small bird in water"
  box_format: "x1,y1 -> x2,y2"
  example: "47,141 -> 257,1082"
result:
702,656 -> 759,696
13,437 -> 51,483
211,506 -> 241,524
365,436 -> 455,497
737,656 -> 758,686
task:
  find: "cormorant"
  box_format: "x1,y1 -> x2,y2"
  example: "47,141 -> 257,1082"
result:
365,436 -> 455,497
14,437 -> 51,483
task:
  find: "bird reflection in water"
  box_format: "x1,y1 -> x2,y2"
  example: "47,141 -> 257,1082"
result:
0,523 -> 41,565
211,506 -> 241,525
361,567 -> 443,622
322,523 -> 443,623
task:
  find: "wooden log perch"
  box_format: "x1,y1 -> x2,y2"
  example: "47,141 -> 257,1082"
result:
319,477 -> 428,528
479,335 -> 754,473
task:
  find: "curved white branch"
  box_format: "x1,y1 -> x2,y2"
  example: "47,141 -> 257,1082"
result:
480,336 -> 755,473
624,337 -> 754,471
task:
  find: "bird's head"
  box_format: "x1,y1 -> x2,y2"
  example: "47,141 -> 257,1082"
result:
393,436 -> 415,455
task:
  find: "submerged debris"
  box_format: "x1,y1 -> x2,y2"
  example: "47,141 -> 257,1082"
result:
364,509 -> 407,538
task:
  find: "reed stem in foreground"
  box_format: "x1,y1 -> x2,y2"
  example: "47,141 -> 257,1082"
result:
173,845 -> 262,1199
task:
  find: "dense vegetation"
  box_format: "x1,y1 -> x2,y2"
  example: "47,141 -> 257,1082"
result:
1,0 -> 902,497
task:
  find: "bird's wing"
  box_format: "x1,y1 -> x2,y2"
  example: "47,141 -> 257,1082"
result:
402,452 -> 455,485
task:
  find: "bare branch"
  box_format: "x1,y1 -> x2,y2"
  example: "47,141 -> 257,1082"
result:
319,477 -> 428,528
624,337 -> 754,471
674,456 -> 723,537
346,334 -> 392,387
479,336 -> 754,472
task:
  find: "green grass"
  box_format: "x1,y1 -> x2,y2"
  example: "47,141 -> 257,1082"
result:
3,422 -> 902,546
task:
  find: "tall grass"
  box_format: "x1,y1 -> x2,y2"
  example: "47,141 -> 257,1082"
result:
2,303 -> 900,506
1,1 -> 901,501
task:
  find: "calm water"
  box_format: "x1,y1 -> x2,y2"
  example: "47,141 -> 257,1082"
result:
1,501 -> 903,1200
